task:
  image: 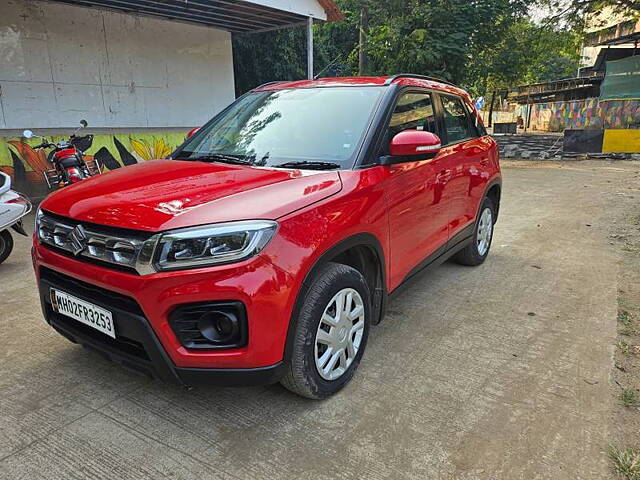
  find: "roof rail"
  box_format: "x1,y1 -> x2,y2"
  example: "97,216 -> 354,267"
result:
385,74 -> 455,87
251,80 -> 286,91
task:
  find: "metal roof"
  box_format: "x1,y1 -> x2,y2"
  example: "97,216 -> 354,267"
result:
47,0 -> 342,33
508,76 -> 604,104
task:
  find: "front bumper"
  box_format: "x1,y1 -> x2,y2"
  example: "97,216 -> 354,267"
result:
38,267 -> 285,385
33,240 -> 297,384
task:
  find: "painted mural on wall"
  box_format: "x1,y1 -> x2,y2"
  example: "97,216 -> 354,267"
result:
0,131 -> 188,199
600,100 -> 640,129
528,98 -> 601,132
550,98 -> 603,131
528,99 -> 640,132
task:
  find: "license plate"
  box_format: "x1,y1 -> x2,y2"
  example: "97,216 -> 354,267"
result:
50,288 -> 115,339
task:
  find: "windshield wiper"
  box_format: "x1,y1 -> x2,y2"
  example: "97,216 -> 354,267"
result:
274,161 -> 341,170
182,153 -> 252,165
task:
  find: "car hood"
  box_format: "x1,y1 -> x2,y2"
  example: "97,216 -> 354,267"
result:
41,159 -> 342,232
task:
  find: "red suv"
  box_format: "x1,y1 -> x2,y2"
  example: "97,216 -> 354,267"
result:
33,75 -> 500,399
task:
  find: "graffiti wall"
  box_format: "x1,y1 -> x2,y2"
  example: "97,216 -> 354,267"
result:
0,131 -> 188,200
550,99 -> 603,131
528,99 -> 640,132
600,100 -> 640,129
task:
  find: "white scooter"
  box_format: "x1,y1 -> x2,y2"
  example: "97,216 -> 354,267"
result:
0,172 -> 32,264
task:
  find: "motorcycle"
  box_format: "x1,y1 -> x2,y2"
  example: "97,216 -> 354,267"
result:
0,171 -> 31,264
23,120 -> 102,188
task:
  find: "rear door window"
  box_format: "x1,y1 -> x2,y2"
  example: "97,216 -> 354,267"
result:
440,94 -> 475,144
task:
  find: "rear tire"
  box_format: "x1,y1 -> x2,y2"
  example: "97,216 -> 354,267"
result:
454,197 -> 495,266
0,230 -> 14,264
281,262 -> 371,399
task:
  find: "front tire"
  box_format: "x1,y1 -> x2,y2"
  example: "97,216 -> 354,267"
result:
0,230 -> 14,264
281,263 -> 371,399
453,197 -> 495,266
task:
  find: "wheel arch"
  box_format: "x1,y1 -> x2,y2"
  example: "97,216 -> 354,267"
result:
283,233 -> 388,363
482,179 -> 502,221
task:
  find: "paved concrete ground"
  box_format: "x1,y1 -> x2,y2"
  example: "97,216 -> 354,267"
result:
1,161 -> 636,479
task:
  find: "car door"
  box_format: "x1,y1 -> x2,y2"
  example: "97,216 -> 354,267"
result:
434,93 -> 492,241
382,90 -> 451,287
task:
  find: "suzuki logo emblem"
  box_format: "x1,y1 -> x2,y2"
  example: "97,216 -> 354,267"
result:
68,225 -> 87,255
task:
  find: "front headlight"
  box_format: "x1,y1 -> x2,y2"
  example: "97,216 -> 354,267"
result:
35,207 -> 45,242
154,220 -> 277,271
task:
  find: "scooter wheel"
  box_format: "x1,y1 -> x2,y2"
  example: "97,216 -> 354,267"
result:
0,230 -> 14,264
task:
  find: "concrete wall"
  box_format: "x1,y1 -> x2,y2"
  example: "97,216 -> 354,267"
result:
0,0 -> 236,130
581,7 -> 639,67
603,129 -> 640,153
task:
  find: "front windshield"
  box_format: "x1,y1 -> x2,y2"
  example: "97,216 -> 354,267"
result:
174,86 -> 385,169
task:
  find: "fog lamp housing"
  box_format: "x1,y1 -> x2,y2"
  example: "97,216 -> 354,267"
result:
169,301 -> 247,350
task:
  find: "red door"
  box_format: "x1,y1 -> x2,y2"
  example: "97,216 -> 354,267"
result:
435,94 -> 492,239
382,91 -> 450,289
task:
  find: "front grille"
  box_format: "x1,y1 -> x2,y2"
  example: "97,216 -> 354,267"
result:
40,266 -> 144,316
37,210 -> 157,275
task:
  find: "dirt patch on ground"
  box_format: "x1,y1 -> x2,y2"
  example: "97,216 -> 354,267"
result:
503,159 -> 640,477
607,167 -> 640,479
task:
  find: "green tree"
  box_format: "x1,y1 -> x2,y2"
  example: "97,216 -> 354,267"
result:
232,27 -> 307,96
467,19 -> 582,95
232,0 -> 583,97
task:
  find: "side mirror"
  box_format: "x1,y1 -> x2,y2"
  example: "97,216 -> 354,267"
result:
381,130 -> 441,165
23,129 -> 34,139
80,119 -> 88,128
186,127 -> 200,140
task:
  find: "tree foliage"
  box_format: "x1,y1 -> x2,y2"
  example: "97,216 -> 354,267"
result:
233,0 -> 585,97
468,19 -> 582,94
232,28 -> 307,96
